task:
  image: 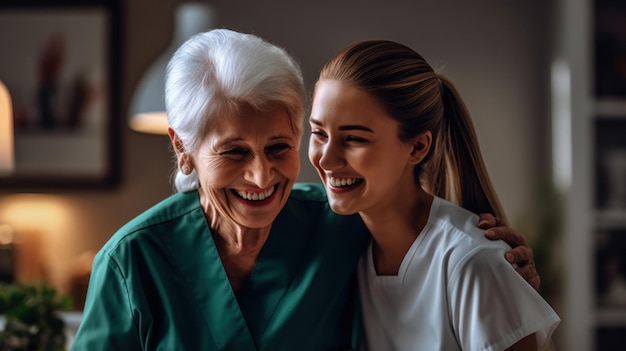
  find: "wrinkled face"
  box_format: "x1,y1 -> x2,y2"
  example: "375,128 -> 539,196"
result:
308,80 -> 416,216
192,105 -> 300,229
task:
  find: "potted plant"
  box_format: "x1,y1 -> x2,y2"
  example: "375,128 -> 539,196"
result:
0,281 -> 72,351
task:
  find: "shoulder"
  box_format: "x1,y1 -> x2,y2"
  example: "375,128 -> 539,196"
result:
100,190 -> 202,254
288,182 -> 328,202
423,197 -> 511,277
283,183 -> 370,261
281,182 -> 369,243
285,182 -> 361,224
282,183 -> 332,220
428,196 -> 509,252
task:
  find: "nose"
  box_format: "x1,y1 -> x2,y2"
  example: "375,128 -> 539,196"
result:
317,140 -> 345,171
244,154 -> 275,188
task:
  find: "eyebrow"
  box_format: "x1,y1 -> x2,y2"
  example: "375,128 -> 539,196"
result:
309,118 -> 374,133
215,135 -> 293,147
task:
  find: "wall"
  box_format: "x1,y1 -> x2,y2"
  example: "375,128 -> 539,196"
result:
211,0 -> 554,213
0,0 -> 553,299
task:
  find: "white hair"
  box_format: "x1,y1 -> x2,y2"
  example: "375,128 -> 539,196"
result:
165,29 -> 305,192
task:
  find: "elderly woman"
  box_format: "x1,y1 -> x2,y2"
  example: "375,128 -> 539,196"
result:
71,29 -> 539,350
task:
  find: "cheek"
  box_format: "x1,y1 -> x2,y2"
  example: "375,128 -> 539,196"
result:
278,152 -> 301,179
345,148 -> 385,176
197,157 -> 239,187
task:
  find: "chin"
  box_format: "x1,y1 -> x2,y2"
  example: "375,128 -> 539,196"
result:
328,202 -> 359,216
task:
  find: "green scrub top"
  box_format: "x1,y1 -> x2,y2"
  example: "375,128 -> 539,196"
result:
71,183 -> 370,351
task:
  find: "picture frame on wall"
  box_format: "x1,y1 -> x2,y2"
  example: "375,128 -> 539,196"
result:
0,0 -> 121,189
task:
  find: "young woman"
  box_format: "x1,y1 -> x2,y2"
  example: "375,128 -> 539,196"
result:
308,40 -> 560,350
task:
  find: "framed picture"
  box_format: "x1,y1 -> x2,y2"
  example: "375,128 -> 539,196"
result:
0,0 -> 121,189
594,0 -> 626,97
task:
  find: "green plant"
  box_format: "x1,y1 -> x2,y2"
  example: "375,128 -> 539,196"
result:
513,176 -> 564,304
0,281 -> 72,351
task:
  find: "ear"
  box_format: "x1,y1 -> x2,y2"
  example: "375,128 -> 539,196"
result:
409,130 -> 432,165
168,127 -> 193,172
168,127 -> 186,156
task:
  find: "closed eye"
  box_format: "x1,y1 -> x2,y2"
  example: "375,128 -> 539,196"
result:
311,129 -> 328,139
221,147 -> 249,159
223,148 -> 246,154
265,143 -> 291,155
346,135 -> 369,143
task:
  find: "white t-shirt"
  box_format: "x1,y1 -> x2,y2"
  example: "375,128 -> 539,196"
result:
358,196 -> 560,351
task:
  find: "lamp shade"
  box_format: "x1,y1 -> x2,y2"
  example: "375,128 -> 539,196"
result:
0,80 -> 14,174
128,2 -> 214,135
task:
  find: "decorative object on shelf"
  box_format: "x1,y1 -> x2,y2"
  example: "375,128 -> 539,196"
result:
602,149 -> 626,210
594,118 -> 626,210
0,0 -> 122,189
595,229 -> 626,309
0,281 -> 72,351
128,1 -> 215,135
0,80 -> 15,175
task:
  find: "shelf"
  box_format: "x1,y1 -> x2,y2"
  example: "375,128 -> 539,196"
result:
596,307 -> 626,327
595,209 -> 626,230
595,99 -> 626,117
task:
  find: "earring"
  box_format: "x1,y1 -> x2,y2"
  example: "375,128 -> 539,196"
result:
181,163 -> 192,175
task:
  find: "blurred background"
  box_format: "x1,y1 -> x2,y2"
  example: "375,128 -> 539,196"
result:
1,0 -> 625,350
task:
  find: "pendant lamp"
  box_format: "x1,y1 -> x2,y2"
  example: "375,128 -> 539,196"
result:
128,2 -> 214,135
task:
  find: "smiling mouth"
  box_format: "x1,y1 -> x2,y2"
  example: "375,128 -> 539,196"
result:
328,177 -> 363,188
232,184 -> 279,202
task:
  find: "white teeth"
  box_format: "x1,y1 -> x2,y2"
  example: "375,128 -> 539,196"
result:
236,187 -> 275,201
329,177 -> 361,187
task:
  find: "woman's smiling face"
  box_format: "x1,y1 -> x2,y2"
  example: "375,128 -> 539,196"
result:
308,80 -> 417,216
192,105 -> 301,230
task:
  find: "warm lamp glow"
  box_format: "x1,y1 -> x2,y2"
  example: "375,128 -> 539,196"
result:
128,2 -> 214,135
0,80 -> 15,174
0,194 -> 77,290
0,194 -> 72,228
129,112 -> 169,135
